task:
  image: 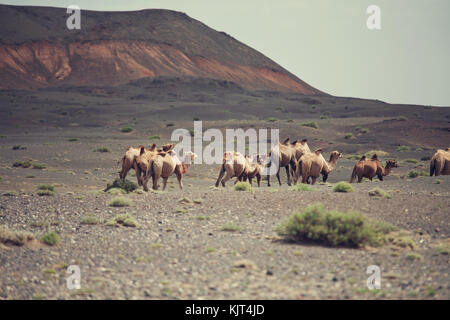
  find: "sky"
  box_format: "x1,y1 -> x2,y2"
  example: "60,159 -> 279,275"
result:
2,0 -> 450,106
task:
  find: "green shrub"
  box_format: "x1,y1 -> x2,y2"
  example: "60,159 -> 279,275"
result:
233,181 -> 252,191
38,184 -> 55,192
12,161 -> 23,167
290,184 -> 314,191
333,182 -> 353,193
407,170 -> 427,178
94,147 -> 110,153
166,123 -> 174,127
404,159 -> 419,164
12,145 -> 21,150
108,197 -> 133,207
41,231 -> 60,246
80,214 -> 101,225
148,135 -> 160,140
107,214 -> 138,227
320,115 -> 328,119
22,160 -> 32,168
368,187 -> 391,199
68,138 -> 78,142
105,179 -> 137,193
32,163 -> 46,170
301,121 -> 319,129
267,117 -> 278,122
397,116 -> 408,121
344,133 -> 353,139
120,126 -> 134,133
365,150 -> 389,157
221,222 -> 241,232
37,190 -> 54,196
276,203 -> 387,247
397,145 -> 411,152
3,191 -> 18,196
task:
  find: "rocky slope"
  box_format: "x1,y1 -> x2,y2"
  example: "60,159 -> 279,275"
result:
0,5 -> 323,94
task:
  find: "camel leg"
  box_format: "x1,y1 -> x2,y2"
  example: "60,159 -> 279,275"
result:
276,168 -> 282,186
142,173 -> 150,192
322,173 -> 328,183
311,177 -> 317,185
256,174 -> 261,187
162,177 -> 168,191
285,165 -> 291,186
248,177 -> 253,186
215,166 -> 225,187
177,173 -> 183,190
152,173 -> 160,190
221,171 -> 233,187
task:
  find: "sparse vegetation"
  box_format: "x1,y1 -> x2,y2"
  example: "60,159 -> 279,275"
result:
397,116 -> 408,121
32,163 -> 46,170
290,184 -> 314,191
3,191 -> 18,196
80,214 -> 101,225
38,184 -> 55,192
105,179 -> 137,193
148,135 -> 160,140
0,225 -> 35,246
276,203 -> 391,247
108,197 -> 133,207
406,253 -> 423,261
266,117 -> 278,122
68,138 -> 78,142
365,150 -> 389,157
404,158 -> 419,164
397,145 -> 411,152
368,187 -> 391,199
301,121 -> 319,129
221,222 -> 241,232
37,189 -> 55,196
94,147 -> 110,153
407,170 -> 427,178
344,133 -> 353,139
333,182 -> 353,193
41,231 -> 60,246
120,126 -> 134,133
107,214 -> 138,227
233,181 -> 252,191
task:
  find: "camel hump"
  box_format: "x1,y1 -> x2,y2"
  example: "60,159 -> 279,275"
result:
301,138 -> 307,143
282,138 -> 290,145
291,140 -> 298,145
359,155 -> 366,161
140,146 -> 146,155
314,148 -> 323,155
149,143 -> 157,151
371,154 -> 378,160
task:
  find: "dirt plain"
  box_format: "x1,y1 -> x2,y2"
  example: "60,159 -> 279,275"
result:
0,81 -> 449,299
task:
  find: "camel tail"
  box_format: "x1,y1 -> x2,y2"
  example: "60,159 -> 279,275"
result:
350,166 -> 357,183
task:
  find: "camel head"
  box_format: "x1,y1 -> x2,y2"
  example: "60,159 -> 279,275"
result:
223,151 -> 234,163
149,144 -> 157,152
371,154 -> 379,161
385,160 -> 398,168
282,138 -> 290,145
329,151 -> 342,162
184,151 -> 197,164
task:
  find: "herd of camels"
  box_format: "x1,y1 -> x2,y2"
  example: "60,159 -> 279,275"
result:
118,139 -> 450,191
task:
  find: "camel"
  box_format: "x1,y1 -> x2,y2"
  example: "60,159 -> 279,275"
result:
242,154 -> 267,187
158,150 -> 197,190
289,138 -> 311,179
350,154 -> 398,183
430,148 -> 450,176
118,146 -> 142,180
215,151 -> 247,187
134,144 -> 166,191
298,149 -> 342,184
267,138 -> 298,187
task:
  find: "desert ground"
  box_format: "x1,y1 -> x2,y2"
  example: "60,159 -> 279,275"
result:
0,82 -> 449,299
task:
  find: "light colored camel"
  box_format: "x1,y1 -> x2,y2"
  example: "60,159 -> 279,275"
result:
350,154 -> 398,183
134,144 -> 165,191
159,150 -> 197,190
430,148 -> 450,176
118,146 -> 142,180
242,154 -> 267,187
289,138 -> 310,179
215,151 -> 247,187
299,149 -> 342,184
267,138 -> 298,187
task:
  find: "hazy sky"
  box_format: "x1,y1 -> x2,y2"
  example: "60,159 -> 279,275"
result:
2,0 -> 450,106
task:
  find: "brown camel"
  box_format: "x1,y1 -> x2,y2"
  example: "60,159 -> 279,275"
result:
215,151 -> 247,187
289,138 -> 310,179
299,149 -> 342,184
267,138 -> 298,187
159,150 -> 197,190
350,154 -> 398,183
430,148 -> 450,176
